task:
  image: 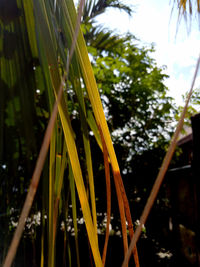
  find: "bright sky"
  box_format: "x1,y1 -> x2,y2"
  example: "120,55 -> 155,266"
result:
95,0 -> 200,106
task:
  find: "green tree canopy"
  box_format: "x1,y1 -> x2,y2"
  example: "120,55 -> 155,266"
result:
88,34 -> 176,175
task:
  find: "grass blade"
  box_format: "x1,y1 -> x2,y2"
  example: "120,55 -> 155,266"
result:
99,128 -> 111,266
48,128 -> 56,267
70,65 -> 98,243
69,163 -> 81,267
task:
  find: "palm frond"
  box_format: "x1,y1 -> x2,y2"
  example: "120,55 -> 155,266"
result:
85,25 -> 127,50
83,0 -> 132,21
174,0 -> 200,25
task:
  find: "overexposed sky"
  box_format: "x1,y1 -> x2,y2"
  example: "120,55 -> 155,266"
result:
95,0 -> 200,106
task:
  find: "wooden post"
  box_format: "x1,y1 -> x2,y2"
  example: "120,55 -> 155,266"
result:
191,113 -> 200,266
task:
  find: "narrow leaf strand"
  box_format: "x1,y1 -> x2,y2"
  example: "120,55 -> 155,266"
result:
99,127 -> 111,266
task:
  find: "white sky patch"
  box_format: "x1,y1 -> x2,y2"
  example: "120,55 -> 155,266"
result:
165,73 -> 190,104
95,0 -> 200,106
